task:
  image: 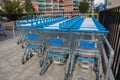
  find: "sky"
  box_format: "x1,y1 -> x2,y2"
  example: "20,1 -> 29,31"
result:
94,0 -> 105,4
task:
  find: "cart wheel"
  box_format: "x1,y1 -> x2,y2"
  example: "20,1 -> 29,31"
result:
38,53 -> 41,57
4,34 -> 7,37
38,49 -> 42,57
26,54 -> 29,60
22,57 -> 26,64
19,40 -> 22,43
21,43 -> 25,48
68,74 -> 72,80
22,53 -> 27,64
22,48 -> 29,64
64,74 -> 72,80
17,39 -> 21,44
73,66 -> 75,71
27,50 -> 31,59
28,50 -> 33,59
17,41 -> 19,44
41,47 -> 45,57
50,59 -> 53,64
18,38 -> 22,44
40,60 -> 43,67
22,45 -> 24,49
30,52 -> 33,57
64,74 -> 68,80
40,68 -> 46,76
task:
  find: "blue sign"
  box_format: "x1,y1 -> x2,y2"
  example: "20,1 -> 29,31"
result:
98,5 -> 105,11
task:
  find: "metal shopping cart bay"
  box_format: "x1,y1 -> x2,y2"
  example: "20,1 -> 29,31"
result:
15,16 -> 112,80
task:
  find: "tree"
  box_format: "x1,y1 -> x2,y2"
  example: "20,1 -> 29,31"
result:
22,0 -> 35,15
78,0 -> 89,13
24,0 -> 31,12
24,0 -> 33,12
0,0 -> 23,20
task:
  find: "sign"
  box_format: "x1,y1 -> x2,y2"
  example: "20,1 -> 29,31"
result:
98,5 -> 105,11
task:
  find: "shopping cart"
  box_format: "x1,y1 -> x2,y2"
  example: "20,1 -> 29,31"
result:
39,30 -> 70,75
16,17 -> 46,48
16,17 -> 41,44
37,17 -> 75,76
16,18 -> 44,64
20,21 -> 43,64
64,17 -> 109,80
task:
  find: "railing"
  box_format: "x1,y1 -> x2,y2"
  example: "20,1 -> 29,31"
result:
99,6 -> 120,80
102,36 -> 114,80
46,8 -> 52,11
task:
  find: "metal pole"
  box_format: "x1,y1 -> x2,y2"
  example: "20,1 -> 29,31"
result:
92,0 -> 94,17
13,21 -> 16,38
105,0 -> 107,9
105,51 -> 114,80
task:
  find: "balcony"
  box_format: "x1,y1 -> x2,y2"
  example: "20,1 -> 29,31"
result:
64,3 -> 74,6
59,3 -> 64,7
38,0 -> 45,2
38,4 -> 45,7
39,8 -> 46,11
53,0 -> 58,3
46,8 -> 52,11
46,0 -> 51,2
46,3 -> 52,5
73,7 -> 79,10
53,8 -> 58,11
73,0 -> 78,3
59,7 -> 64,10
73,3 -> 78,6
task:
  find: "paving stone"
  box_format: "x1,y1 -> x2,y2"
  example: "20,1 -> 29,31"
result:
30,74 -> 45,80
13,70 -> 34,80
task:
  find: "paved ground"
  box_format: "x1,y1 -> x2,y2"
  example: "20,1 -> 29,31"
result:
0,38 -> 98,80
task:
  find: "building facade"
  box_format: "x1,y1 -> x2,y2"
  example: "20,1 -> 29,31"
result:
32,1 -> 39,13
37,0 -> 94,14
0,0 -> 95,14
